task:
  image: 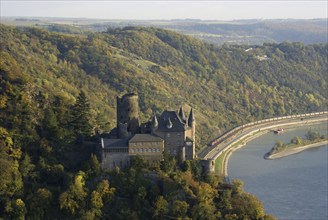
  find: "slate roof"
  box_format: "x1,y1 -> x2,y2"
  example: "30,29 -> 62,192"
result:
129,134 -> 164,143
102,138 -> 128,148
157,111 -> 186,132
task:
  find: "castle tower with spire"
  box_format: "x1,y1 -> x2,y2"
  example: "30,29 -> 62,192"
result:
150,106 -> 196,160
187,108 -> 196,159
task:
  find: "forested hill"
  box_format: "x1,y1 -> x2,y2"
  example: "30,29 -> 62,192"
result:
1,24 -> 327,146
0,24 -> 327,219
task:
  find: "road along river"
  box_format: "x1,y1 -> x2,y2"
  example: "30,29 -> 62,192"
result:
198,112 -> 328,177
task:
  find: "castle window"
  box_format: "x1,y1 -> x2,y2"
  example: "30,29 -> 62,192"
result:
177,133 -> 181,137
141,148 -> 143,153
167,133 -> 170,138
145,148 -> 148,152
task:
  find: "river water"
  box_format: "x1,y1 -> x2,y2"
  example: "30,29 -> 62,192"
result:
228,122 -> 328,220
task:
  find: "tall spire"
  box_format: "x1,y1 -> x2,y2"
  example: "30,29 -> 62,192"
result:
179,106 -> 185,121
188,108 -> 195,127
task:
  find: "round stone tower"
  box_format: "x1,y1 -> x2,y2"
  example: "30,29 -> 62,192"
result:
116,93 -> 140,138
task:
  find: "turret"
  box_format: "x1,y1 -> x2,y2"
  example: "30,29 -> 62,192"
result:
188,108 -> 195,127
187,108 -> 196,159
179,106 -> 185,122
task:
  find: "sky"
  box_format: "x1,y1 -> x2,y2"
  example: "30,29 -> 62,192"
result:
1,1 -> 327,20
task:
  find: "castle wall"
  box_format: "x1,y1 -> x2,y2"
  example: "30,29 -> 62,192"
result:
200,159 -> 215,173
128,140 -> 164,165
102,151 -> 130,170
153,131 -> 185,156
184,127 -> 196,160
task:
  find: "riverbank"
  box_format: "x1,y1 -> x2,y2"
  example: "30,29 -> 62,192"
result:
219,119 -> 328,177
264,140 -> 328,160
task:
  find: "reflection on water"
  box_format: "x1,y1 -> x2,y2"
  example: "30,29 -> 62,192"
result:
229,123 -> 328,220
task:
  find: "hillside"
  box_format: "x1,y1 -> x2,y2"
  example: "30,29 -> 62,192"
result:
1,24 -> 327,147
1,24 -> 326,219
2,18 -> 327,45
160,19 -> 328,45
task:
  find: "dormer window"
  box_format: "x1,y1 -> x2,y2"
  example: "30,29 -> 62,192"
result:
166,117 -> 173,129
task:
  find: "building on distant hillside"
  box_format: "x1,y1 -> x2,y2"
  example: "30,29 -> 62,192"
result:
101,93 -> 196,170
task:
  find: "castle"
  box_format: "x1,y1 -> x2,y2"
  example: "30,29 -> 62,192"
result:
101,93 -> 196,170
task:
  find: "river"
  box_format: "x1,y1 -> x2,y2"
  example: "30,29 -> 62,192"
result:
228,122 -> 328,220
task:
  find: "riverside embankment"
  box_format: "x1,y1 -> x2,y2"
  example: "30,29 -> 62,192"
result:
228,124 -> 328,220
197,111 -> 328,177
221,119 -> 327,177
265,140 -> 328,160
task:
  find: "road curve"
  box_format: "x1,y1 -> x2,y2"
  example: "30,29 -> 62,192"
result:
198,111 -> 328,177
199,111 -> 328,161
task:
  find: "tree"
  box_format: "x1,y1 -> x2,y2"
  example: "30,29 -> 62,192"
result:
291,136 -> 302,145
172,200 -> 189,218
160,151 -> 176,173
10,198 -> 27,220
130,155 -> 147,171
95,180 -> 115,203
153,196 -> 168,219
306,131 -> 321,141
59,171 -> 87,215
70,91 -> 92,141
89,191 -> 103,217
84,154 -> 101,177
42,107 -> 62,141
0,159 -> 23,205
231,193 -> 265,220
191,202 -> 220,220
27,188 -> 52,219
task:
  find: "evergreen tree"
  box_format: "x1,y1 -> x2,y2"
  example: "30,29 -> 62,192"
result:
70,91 -> 92,141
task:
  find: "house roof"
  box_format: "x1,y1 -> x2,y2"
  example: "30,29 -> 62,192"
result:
157,110 -> 186,132
129,134 -> 164,143
102,138 -> 128,148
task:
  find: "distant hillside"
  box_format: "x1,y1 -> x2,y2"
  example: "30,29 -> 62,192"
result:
1,24 -> 327,148
2,18 -> 327,45
160,19 -> 328,45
